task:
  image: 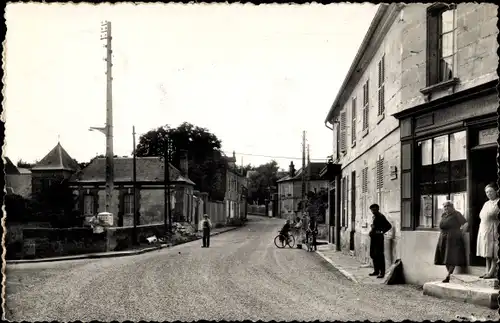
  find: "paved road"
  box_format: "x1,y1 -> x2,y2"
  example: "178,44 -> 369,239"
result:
5,216 -> 496,321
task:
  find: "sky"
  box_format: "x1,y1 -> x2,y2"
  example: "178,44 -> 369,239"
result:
4,3 -> 378,171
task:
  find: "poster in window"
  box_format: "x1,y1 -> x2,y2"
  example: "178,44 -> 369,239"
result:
433,135 -> 449,164
421,195 -> 433,218
451,192 -> 467,217
419,195 -> 433,228
434,194 -> 448,226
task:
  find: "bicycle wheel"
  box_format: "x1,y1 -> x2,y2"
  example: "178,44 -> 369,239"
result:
274,234 -> 286,248
287,235 -> 296,248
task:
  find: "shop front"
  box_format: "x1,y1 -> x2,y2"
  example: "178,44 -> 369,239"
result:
393,80 -> 498,284
320,161 -> 342,248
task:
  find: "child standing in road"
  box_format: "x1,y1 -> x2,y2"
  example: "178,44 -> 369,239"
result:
199,214 -> 212,248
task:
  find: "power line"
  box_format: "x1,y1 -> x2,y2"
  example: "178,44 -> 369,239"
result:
222,151 -> 328,161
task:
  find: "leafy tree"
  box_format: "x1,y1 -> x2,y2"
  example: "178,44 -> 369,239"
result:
17,159 -> 36,169
235,164 -> 254,177
247,160 -> 280,205
136,122 -> 227,200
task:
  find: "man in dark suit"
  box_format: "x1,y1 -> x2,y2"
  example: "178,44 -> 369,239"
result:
369,204 -> 392,278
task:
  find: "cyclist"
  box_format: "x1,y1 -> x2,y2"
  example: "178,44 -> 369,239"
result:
306,215 -> 318,251
280,219 -> 292,243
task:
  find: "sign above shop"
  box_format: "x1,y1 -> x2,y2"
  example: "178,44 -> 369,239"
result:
478,127 -> 498,146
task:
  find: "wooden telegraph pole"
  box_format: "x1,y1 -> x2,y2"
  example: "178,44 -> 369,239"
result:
91,21 -> 114,217
164,138 -> 173,234
132,126 -> 138,244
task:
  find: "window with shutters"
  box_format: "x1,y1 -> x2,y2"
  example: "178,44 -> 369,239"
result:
426,4 -> 457,86
340,110 -> 347,154
362,167 -> 368,194
376,157 -> 384,190
362,80 -> 369,133
377,55 -> 385,117
351,97 -> 357,146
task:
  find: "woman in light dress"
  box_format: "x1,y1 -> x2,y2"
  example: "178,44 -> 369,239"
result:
476,183 -> 500,279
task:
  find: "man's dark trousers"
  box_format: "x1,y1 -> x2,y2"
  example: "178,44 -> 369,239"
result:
202,228 -> 210,247
370,233 -> 385,275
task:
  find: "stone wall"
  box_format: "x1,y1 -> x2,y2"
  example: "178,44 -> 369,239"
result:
21,227 -> 108,259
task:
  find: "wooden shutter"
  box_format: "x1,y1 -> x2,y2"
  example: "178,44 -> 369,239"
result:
378,55 -> 385,116
362,167 -> 368,193
362,81 -> 369,130
340,110 -> 347,153
401,142 -> 413,229
376,157 -> 384,190
351,98 -> 357,144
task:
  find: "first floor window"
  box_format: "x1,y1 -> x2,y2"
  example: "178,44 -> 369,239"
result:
417,130 -> 466,228
124,194 -> 134,215
83,195 -> 94,216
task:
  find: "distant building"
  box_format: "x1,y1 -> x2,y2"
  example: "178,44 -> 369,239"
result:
70,156 -> 195,227
277,161 -> 328,220
4,157 -> 32,198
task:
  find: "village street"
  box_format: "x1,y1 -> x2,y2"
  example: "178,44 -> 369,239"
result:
5,216 -> 495,322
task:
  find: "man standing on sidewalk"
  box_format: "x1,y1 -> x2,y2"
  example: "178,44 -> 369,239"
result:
368,204 -> 392,278
199,214 -> 212,248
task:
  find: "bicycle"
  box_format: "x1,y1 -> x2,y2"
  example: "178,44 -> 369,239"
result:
274,231 -> 296,248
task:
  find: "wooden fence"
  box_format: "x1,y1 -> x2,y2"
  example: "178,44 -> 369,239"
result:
206,200 -> 226,226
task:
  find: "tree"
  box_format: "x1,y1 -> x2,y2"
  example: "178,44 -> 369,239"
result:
17,159 -> 36,169
246,160 -> 280,205
136,122 -> 227,200
235,164 -> 254,177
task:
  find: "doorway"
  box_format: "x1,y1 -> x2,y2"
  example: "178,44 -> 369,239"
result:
350,171 -> 356,251
469,145 -> 497,267
329,187 -> 336,244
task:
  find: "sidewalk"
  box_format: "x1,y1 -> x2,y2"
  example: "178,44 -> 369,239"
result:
7,225 -> 241,265
314,243 -> 385,285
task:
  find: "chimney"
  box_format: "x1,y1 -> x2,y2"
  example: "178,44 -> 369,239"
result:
289,161 -> 296,177
179,150 -> 188,176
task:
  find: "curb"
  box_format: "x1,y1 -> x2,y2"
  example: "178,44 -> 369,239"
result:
7,226 -> 243,265
315,250 -> 359,284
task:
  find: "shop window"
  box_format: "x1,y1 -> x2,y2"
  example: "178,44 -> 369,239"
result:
417,130 -> 466,228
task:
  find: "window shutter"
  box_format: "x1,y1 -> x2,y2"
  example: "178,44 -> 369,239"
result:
351,98 -> 357,144
340,110 -> 347,153
378,56 -> 385,116
363,81 -> 369,130
362,167 -> 368,193
376,157 -> 384,190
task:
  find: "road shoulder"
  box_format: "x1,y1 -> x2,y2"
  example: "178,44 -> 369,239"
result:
7,225 -> 242,265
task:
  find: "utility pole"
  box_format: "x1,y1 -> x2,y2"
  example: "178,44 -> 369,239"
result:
301,131 -> 306,204
91,20 -> 114,214
132,126 -> 138,244
307,144 -> 311,193
164,138 -> 173,234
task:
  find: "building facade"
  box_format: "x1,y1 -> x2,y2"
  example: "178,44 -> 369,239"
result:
69,156 -> 195,227
5,157 -> 32,198
223,152 -> 248,223
277,161 -> 329,220
323,3 -> 498,284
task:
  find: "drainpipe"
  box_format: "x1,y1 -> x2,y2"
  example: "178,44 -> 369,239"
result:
324,121 -> 333,131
